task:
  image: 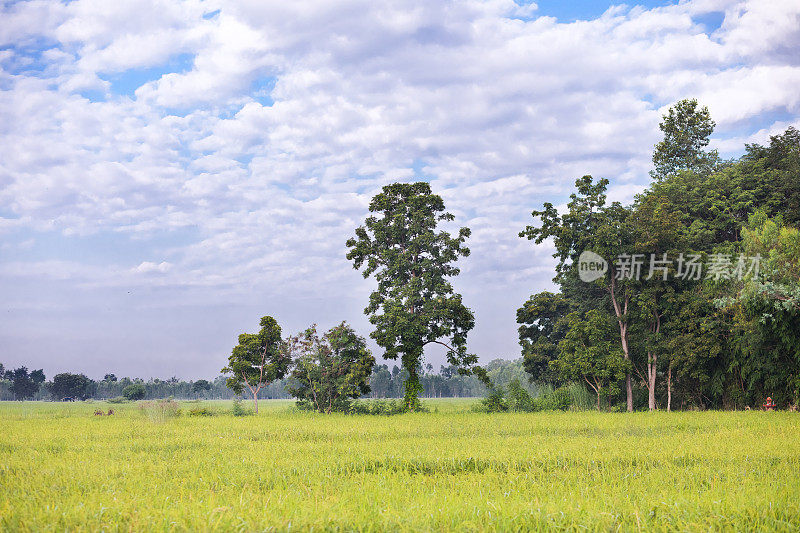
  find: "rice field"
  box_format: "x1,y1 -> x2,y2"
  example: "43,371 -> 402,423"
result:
1,399 -> 799,531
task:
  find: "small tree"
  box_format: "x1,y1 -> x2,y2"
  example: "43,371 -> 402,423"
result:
123,383 -> 146,401
287,322 -> 375,413
555,310 -> 629,410
222,315 -> 291,413
346,182 -> 483,410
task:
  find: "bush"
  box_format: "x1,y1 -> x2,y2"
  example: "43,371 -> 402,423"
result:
348,399 -> 408,415
188,407 -> 214,417
123,383 -> 146,401
534,386 -> 573,411
107,396 -> 127,404
231,398 -> 253,417
476,387 -> 509,413
138,399 -> 180,423
507,379 -> 536,412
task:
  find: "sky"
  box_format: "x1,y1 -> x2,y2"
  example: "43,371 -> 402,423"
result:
1,0 -> 799,380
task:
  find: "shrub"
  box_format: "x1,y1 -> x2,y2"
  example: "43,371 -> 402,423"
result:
534,386 -> 573,411
188,407 -> 214,417
348,399 -> 408,415
107,396 -> 127,404
506,379 -> 536,412
123,383 -> 146,401
476,387 -> 509,413
231,398 -> 253,417
138,399 -> 180,423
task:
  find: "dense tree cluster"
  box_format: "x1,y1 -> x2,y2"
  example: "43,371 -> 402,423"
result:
519,100 -> 800,410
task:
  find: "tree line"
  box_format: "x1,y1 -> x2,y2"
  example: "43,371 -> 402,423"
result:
0,358 -> 527,403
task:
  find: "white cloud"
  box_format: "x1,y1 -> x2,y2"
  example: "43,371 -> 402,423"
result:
1,0 -> 799,376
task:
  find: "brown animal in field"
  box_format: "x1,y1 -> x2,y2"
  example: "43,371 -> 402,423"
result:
94,409 -> 105,416
107,409 -> 115,415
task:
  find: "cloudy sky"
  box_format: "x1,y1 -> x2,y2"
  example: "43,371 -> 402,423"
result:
2,0 -> 799,380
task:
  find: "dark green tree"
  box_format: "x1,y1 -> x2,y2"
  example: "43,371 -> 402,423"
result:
103,374 -> 117,382
123,383 -> 146,400
287,322 -> 375,413
192,379 -> 212,394
555,310 -> 629,410
516,291 -> 571,384
50,373 -> 95,400
222,315 -> 291,413
346,182 -> 482,410
8,367 -> 43,400
652,98 -> 718,179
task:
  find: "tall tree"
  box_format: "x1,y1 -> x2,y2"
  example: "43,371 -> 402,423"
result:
346,182 -> 482,410
521,175 -> 635,411
652,98 -> 718,180
222,315 -> 291,413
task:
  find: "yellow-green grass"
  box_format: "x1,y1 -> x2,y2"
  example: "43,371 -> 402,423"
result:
1,400 -> 798,531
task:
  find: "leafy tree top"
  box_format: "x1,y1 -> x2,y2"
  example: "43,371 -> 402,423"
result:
652,98 -> 718,179
222,315 -> 291,398
346,182 -> 477,366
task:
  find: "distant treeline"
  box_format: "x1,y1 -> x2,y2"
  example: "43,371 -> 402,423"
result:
0,359 -> 531,401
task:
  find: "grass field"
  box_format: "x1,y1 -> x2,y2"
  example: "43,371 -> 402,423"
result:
1,399 -> 799,531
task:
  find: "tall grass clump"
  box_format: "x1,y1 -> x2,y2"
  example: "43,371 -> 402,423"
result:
138,399 -> 180,422
348,399 -> 408,415
477,380 -> 584,412
231,397 -> 253,417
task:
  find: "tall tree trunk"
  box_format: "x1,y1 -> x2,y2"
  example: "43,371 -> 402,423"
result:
610,276 -> 633,412
252,390 -> 259,414
647,352 -> 657,411
667,361 -> 673,412
648,309 -> 661,411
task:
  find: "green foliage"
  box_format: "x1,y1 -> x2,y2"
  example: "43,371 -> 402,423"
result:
50,373 -> 96,401
122,383 -> 146,401
188,407 -> 215,417
506,379 -> 535,411
231,398 -> 252,417
348,399 -> 409,415
517,292 -> 571,385
7,367 -> 45,401
534,385 -> 575,411
191,379 -> 212,394
476,387 -> 509,413
652,98 -> 718,179
287,322 -> 375,413
107,396 -> 127,404
555,310 -> 629,410
346,182 -> 482,410
222,315 -> 291,413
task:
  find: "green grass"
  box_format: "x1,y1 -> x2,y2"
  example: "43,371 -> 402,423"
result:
1,400 -> 799,531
